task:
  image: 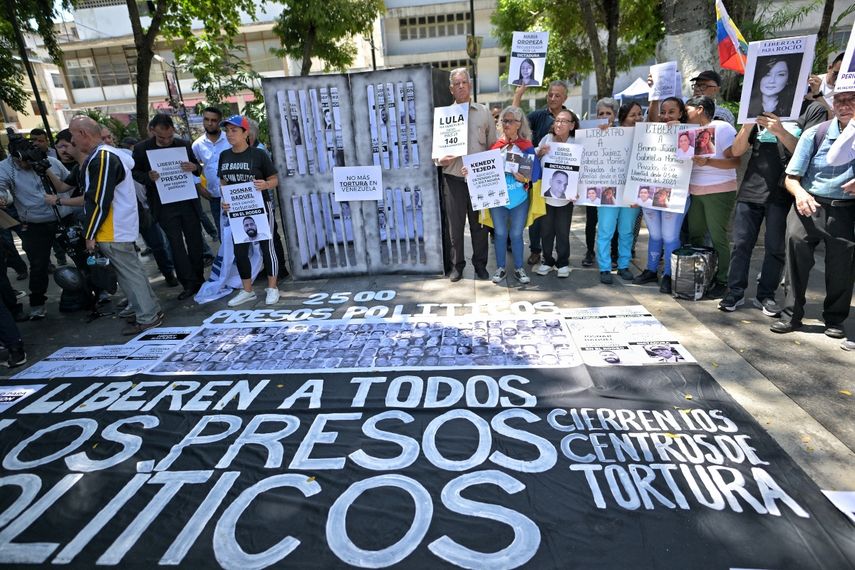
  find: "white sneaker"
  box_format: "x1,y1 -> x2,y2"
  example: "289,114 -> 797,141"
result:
556,266 -> 571,278
228,290 -> 257,307
265,287 -> 280,305
534,263 -> 554,276
513,268 -> 531,284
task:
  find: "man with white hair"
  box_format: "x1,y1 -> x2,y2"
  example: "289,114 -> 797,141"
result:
69,115 -> 163,335
435,67 -> 497,282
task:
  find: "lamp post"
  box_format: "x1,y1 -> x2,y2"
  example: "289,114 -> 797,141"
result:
153,54 -> 191,136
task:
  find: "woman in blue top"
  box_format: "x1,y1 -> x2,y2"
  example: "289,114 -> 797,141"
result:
597,102 -> 642,284
486,106 -> 540,284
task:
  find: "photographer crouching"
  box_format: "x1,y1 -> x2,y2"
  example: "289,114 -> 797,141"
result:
0,130 -> 74,320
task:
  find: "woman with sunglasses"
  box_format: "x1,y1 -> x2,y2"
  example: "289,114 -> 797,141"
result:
464,106 -> 541,284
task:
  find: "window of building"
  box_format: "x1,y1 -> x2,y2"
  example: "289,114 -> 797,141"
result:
65,57 -> 100,89
51,73 -> 64,88
399,12 -> 470,41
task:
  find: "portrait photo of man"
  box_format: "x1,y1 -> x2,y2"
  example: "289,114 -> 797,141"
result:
544,170 -> 570,199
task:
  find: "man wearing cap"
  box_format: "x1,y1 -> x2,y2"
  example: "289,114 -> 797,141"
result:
690,71 -> 735,126
132,114 -> 206,300
217,115 -> 284,307
771,91 -> 855,346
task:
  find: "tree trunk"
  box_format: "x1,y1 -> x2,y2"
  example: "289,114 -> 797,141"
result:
300,27 -> 315,76
816,0 -> 836,53
127,0 -> 166,135
604,0 -> 619,97
577,0 -> 607,98
658,0 -> 715,97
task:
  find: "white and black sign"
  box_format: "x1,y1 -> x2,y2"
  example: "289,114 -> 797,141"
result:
223,182 -> 271,244
624,123 -> 692,213
146,147 -> 197,204
575,127 -> 634,206
462,149 -> 509,211
431,104 -> 468,159
541,142 -> 583,201
649,61 -> 678,101
509,31 -> 549,87
333,165 -> 383,202
738,35 -> 816,124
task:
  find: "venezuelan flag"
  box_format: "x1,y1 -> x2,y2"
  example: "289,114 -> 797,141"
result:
715,0 -> 748,74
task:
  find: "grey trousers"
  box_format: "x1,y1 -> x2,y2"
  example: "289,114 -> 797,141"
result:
98,241 -> 162,325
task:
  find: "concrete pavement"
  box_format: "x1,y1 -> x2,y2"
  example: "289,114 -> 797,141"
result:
5,208 -> 854,491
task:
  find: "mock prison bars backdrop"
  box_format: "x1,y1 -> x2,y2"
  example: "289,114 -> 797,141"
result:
263,66 -> 449,279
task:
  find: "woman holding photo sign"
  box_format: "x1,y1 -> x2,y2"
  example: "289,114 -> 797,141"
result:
582,98 -> 619,267
464,106 -> 540,284
685,96 -> 739,298
534,108 -> 579,278
596,102 -> 641,285
218,115 -> 286,307
634,97 -> 689,294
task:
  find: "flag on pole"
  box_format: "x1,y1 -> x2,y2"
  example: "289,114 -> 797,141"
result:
715,0 -> 748,74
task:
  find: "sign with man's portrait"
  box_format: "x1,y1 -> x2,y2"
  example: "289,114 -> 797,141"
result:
223,182 -> 272,244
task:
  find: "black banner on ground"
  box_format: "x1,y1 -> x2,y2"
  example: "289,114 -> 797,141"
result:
0,365 -> 853,568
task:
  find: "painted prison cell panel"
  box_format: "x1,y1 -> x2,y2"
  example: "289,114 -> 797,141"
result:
262,66 -> 446,279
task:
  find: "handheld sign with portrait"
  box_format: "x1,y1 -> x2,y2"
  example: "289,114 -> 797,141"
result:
146,147 -> 198,204
333,165 -> 383,202
649,61 -> 678,101
837,25 -> 855,93
541,142 -> 583,201
431,103 -> 468,159
222,182 -> 271,244
509,31 -> 549,87
737,34 -> 816,124
625,122 -> 693,213
462,149 -> 509,211
575,127 -> 634,207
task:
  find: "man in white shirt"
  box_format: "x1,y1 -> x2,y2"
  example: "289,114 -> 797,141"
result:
192,106 -> 231,241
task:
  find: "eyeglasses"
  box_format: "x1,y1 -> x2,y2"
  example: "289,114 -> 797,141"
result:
692,82 -> 717,91
501,119 -> 520,124
554,119 -> 574,124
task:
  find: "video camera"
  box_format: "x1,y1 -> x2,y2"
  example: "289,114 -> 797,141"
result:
6,127 -> 51,175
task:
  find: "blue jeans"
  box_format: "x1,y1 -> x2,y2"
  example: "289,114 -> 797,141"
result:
642,199 -> 689,277
491,199 -> 528,270
596,206 -> 639,272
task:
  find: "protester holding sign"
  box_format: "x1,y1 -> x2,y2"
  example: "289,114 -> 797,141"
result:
581,98 -> 619,268
512,80 -> 570,266
718,108 -> 816,314
473,106 -> 540,285
218,115 -> 285,307
534,109 -> 579,278
596,103 -> 641,285
435,68 -> 497,282
685,96 -> 740,298
132,114 -> 206,301
634,97 -> 691,294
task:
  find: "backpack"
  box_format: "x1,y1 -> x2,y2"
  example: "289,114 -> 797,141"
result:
671,246 -> 718,300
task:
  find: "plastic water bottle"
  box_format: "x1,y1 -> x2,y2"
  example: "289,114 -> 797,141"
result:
86,255 -> 110,267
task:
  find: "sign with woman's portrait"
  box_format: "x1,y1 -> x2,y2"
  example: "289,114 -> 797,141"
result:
509,31 -> 549,87
738,35 -> 816,124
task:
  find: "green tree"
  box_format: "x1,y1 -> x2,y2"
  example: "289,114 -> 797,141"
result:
125,0 -> 257,135
271,0 -> 384,76
0,0 -> 73,114
177,37 -> 263,105
492,0 -> 662,98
